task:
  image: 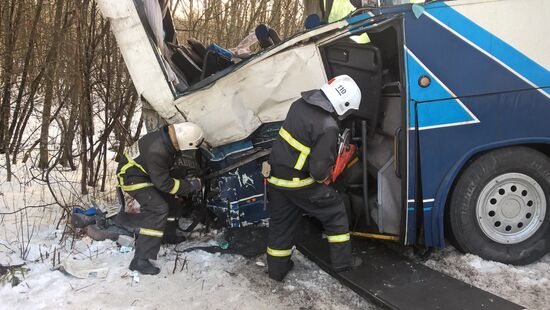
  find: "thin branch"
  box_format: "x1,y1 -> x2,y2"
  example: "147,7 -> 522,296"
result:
0,203 -> 57,215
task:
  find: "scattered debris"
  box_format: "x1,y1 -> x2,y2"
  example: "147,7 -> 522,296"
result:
217,239 -> 229,250
224,270 -> 237,277
180,256 -> 187,272
0,264 -> 27,287
60,258 -> 109,279
132,271 -> 140,284
173,253 -> 180,274
120,246 -> 133,254
72,283 -> 96,292
117,235 -> 134,247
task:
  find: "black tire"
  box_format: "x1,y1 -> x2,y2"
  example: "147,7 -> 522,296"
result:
449,146 -> 550,265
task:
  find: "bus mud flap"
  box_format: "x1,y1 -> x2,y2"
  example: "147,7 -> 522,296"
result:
296,227 -> 523,310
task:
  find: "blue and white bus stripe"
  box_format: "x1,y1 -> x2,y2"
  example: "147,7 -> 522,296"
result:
424,8 -> 550,100
406,47 -> 480,130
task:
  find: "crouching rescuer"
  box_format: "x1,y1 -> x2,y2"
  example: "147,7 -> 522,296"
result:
266,75 -> 362,281
116,122 -> 204,275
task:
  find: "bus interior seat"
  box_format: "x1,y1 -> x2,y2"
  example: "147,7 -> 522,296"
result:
187,38 -> 207,65
140,0 -> 276,86
200,50 -> 233,80
138,0 -> 191,90
167,42 -> 203,85
255,24 -> 282,49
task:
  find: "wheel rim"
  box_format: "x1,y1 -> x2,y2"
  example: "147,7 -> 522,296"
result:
476,172 -> 546,244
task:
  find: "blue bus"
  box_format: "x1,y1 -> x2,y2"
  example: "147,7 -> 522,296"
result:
100,0 -> 550,265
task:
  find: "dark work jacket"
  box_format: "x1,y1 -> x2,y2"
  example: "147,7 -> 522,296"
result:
268,90 -> 339,187
117,126 -> 193,196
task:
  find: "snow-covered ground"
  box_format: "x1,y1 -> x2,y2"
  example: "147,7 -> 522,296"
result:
0,162 -> 372,310
1,161 -> 549,309
0,232 -> 372,310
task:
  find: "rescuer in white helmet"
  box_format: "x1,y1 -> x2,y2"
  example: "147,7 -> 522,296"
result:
115,122 -> 204,275
266,75 -> 362,281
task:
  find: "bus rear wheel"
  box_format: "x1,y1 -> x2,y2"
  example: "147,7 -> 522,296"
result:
449,146 -> 550,265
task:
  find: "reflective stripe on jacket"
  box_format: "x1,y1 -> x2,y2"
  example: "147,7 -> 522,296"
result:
117,153 -> 154,191
116,126 -> 190,196
268,90 -> 339,189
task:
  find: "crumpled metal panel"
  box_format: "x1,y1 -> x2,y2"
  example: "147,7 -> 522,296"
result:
96,0 -> 184,123
98,0 -> 332,143
175,44 -> 327,147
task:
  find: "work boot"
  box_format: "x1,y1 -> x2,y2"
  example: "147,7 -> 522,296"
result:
85,223 -> 132,241
268,258 -> 294,282
129,258 -> 160,275
85,225 -> 118,241
334,256 -> 363,273
71,213 -> 96,228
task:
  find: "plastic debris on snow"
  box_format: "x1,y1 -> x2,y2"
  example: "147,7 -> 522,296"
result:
59,257 -> 109,279
132,271 -> 140,284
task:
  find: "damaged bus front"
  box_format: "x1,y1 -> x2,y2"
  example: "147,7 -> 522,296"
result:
99,0 -> 550,266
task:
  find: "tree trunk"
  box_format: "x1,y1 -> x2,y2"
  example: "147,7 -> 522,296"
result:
0,0 -> 23,153
63,85 -> 79,170
39,0 -> 66,169
8,0 -> 44,146
75,0 -> 89,194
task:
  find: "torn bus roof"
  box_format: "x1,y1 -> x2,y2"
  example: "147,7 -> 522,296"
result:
96,0 -> 397,146
175,43 -> 327,147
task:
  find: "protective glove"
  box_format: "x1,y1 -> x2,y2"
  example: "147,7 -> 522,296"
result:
186,177 -> 202,193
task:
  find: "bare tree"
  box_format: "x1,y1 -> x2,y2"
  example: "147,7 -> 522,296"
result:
0,0 -> 307,198
174,0 -> 304,49
38,0 -> 66,169
8,0 -> 45,152
0,0 -> 23,153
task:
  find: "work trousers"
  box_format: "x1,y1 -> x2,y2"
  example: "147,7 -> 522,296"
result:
116,187 -> 179,260
267,183 -> 352,280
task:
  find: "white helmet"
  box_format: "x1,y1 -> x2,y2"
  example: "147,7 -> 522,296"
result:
171,122 -> 204,151
320,75 -> 361,118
